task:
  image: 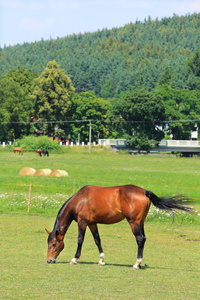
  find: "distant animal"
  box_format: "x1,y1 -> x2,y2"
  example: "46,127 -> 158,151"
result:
46,184 -> 193,269
13,147 -> 23,155
42,150 -> 49,157
36,149 -> 42,157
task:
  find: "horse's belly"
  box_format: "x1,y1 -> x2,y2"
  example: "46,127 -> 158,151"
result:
91,209 -> 125,224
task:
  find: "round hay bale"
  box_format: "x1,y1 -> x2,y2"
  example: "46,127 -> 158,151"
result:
34,169 -> 52,176
50,170 -> 69,177
19,167 -> 36,176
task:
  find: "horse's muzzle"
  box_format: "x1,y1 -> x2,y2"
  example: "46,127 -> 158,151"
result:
47,259 -> 56,263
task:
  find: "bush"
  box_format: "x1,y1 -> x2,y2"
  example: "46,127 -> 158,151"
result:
14,135 -> 60,151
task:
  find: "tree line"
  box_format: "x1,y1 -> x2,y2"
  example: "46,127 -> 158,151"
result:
0,60 -> 200,151
1,13 -> 200,96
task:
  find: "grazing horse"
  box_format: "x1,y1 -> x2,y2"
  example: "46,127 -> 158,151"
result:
36,149 -> 42,157
13,147 -> 23,155
42,150 -> 49,157
46,184 -> 193,269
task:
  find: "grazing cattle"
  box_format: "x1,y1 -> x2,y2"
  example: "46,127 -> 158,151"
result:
13,147 -> 23,155
46,184 -> 193,269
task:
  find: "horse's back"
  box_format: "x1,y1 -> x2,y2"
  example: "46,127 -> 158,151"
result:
13,147 -> 23,154
70,185 -> 149,224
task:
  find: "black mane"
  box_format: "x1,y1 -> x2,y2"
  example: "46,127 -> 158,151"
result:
48,218 -> 61,242
49,195 -> 74,241
57,195 -> 74,218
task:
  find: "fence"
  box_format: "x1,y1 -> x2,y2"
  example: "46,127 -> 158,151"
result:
98,139 -> 127,148
1,139 -> 200,153
155,140 -> 200,153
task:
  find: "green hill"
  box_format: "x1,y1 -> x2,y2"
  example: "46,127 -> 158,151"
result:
1,13 -> 200,97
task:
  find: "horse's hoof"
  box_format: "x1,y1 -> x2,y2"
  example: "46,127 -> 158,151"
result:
98,262 -> 105,266
132,264 -> 141,270
69,258 -> 77,265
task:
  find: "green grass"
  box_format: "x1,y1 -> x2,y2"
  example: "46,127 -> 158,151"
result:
0,148 -> 200,299
1,214 -> 200,299
0,147 -> 199,219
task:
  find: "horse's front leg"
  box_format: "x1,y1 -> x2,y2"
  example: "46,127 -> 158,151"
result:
88,224 -> 105,266
70,220 -> 87,265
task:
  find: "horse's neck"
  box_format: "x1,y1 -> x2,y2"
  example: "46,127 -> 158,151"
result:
58,205 -> 73,235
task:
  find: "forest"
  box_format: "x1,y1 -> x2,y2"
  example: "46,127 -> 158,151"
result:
0,13 -> 200,151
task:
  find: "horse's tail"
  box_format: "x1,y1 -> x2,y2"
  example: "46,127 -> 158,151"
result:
145,190 -> 194,213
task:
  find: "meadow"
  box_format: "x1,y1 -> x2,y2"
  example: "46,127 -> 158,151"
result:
0,147 -> 200,299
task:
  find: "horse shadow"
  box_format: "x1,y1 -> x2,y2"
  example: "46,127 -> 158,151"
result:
56,261 -> 148,269
56,261 -> 197,272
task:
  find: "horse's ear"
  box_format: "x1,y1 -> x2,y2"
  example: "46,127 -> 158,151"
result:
55,230 -> 64,241
45,228 -> 51,235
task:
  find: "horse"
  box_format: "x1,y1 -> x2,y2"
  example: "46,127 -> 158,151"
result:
46,184 -> 193,269
42,150 -> 49,157
13,147 -> 23,155
36,149 -> 42,157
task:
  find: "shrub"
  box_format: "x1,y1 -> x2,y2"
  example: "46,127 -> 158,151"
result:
14,135 -> 60,151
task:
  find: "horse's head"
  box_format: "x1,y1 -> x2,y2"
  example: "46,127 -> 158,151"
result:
46,228 -> 64,263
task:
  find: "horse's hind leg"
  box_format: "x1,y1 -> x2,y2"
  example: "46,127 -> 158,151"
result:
128,221 -> 146,269
89,224 -> 105,265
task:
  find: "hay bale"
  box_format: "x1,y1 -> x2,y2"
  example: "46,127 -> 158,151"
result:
34,169 -> 52,176
19,167 -> 36,176
50,170 -> 69,177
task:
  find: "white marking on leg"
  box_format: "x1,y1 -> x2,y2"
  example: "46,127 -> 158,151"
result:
98,252 -> 105,266
70,257 -> 78,265
133,258 -> 142,270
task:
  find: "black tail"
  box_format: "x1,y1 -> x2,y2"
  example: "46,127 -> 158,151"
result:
145,190 -> 194,213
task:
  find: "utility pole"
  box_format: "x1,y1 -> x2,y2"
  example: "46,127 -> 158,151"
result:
89,120 -> 92,153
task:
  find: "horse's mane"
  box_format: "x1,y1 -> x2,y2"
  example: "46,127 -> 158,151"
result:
50,218 -> 61,238
50,195 -> 74,238
57,195 -> 74,219
51,188 -> 83,238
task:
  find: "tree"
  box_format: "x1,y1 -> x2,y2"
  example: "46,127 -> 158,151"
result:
0,68 -> 37,141
113,89 -> 165,151
3,67 -> 38,92
155,84 -> 200,139
71,91 -> 111,142
100,79 -> 115,98
187,50 -> 200,77
186,50 -> 200,90
32,60 -> 75,136
158,67 -> 173,86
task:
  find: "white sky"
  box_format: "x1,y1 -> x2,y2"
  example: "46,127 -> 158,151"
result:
0,0 -> 200,47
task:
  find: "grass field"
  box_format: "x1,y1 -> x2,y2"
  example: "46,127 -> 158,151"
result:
0,147 -> 200,299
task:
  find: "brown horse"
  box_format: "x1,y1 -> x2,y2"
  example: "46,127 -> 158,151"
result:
36,149 -> 42,156
46,184 -> 193,269
13,147 -> 23,155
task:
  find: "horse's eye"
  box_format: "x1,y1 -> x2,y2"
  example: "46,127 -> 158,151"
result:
53,243 -> 56,247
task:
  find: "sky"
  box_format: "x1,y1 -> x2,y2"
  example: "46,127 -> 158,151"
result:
0,0 -> 200,47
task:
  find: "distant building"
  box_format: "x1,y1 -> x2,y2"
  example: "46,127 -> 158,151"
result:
191,124 -> 198,141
